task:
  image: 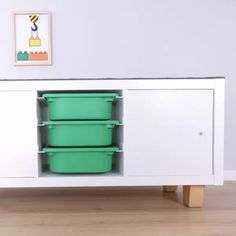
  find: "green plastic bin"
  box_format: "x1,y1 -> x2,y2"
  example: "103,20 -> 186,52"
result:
43,120 -> 119,147
42,93 -> 119,120
43,147 -> 119,173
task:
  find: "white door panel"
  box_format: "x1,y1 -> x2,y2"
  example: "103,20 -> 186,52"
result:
0,91 -> 38,178
126,90 -> 213,176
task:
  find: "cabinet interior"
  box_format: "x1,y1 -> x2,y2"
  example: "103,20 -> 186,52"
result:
37,90 -> 124,177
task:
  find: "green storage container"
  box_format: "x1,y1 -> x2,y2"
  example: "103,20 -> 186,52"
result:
43,147 -> 119,173
43,120 -> 119,147
42,93 -> 119,120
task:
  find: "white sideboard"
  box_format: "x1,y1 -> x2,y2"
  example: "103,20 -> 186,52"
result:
0,78 -> 225,207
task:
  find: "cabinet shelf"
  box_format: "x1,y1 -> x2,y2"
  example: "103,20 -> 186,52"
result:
39,168 -> 123,178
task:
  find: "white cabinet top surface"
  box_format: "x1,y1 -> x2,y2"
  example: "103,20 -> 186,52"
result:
0,77 -> 224,91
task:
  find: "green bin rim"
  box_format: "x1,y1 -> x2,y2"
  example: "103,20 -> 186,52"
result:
43,120 -> 120,125
43,147 -> 120,153
42,93 -> 119,98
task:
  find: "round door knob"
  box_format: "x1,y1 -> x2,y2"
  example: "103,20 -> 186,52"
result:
199,131 -> 205,136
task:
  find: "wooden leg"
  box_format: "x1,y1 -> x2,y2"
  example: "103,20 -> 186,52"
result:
163,186 -> 178,192
183,185 -> 205,207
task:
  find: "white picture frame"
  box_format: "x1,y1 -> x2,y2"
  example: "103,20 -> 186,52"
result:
13,11 -> 52,66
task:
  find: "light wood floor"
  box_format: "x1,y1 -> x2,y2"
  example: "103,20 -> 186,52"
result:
0,182 -> 235,236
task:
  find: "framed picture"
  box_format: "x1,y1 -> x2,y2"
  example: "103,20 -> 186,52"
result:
13,11 -> 52,66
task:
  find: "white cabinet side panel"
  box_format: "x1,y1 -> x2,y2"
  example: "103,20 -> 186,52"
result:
0,91 -> 38,178
126,89 -> 213,177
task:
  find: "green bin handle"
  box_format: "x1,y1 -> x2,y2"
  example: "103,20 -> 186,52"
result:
47,153 -> 54,157
47,98 -> 55,103
106,151 -> 114,156
106,124 -> 115,128
105,98 -> 115,102
48,125 -> 55,129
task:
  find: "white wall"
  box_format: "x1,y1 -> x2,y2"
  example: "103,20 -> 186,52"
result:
0,0 -> 235,173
